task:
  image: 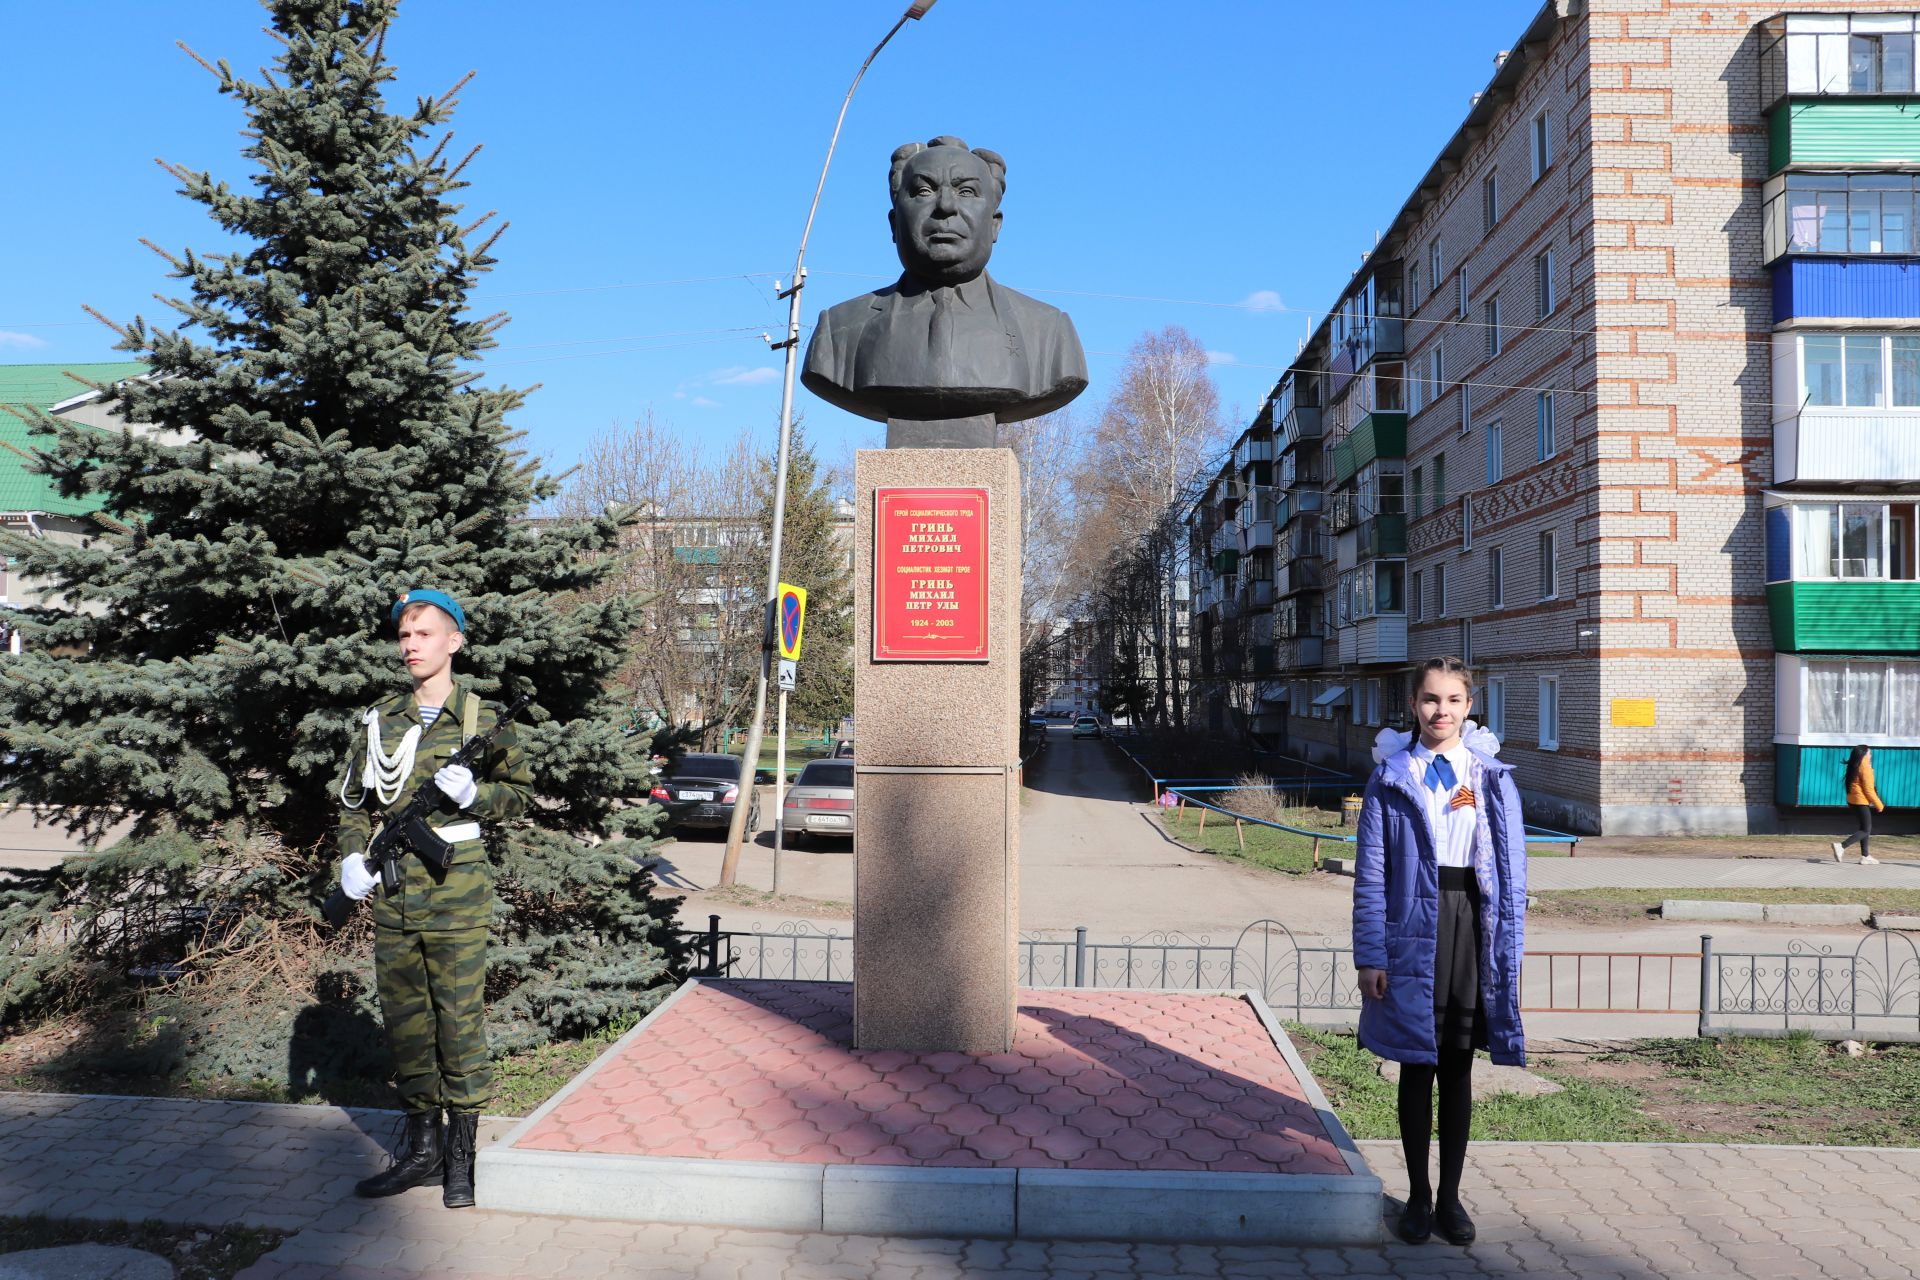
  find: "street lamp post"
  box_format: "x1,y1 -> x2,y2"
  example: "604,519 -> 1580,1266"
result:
718,1 -> 939,887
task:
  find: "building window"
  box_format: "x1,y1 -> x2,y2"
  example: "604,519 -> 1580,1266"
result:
1485,296 -> 1502,358
1804,658 -> 1920,737
1535,247 -> 1555,319
1435,563 -> 1449,618
1489,546 -> 1505,607
1461,495 -> 1473,551
1536,391 -> 1557,460
1429,346 -> 1445,405
1538,675 -> 1560,750
1531,110 -> 1553,180
1458,265 -> 1471,318
1412,464 -> 1426,518
1483,170 -> 1499,231
1411,569 -> 1424,621
1484,677 -> 1507,738
1486,419 -> 1504,483
1461,382 -> 1473,435
1434,451 -> 1447,514
1429,239 -> 1442,292
1788,502 -> 1918,580
1800,333 -> 1920,407
1460,618 -> 1473,666
1539,528 -> 1559,600
1407,261 -> 1421,311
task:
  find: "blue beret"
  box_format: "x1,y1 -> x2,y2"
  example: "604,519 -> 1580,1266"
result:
390,588 -> 466,633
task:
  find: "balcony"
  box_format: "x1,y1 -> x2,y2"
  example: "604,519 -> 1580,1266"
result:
1238,578 -> 1275,610
1276,558 -> 1324,597
1280,404 -> 1323,449
1762,174 -> 1920,265
1773,407 -> 1920,483
1773,258 -> 1920,323
1239,519 -> 1275,554
1767,580 -> 1920,651
1235,437 -> 1275,468
1356,615 -> 1408,664
1336,624 -> 1358,666
1332,411 -> 1408,487
1769,99 -> 1920,174
1277,636 -> 1325,669
1283,489 -> 1323,527
1778,743 -> 1920,807
1358,512 -> 1407,559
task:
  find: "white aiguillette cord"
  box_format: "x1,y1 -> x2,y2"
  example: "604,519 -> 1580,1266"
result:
340,707 -> 423,809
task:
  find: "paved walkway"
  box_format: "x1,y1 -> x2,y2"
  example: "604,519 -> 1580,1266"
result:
3,1092 -> 1918,1277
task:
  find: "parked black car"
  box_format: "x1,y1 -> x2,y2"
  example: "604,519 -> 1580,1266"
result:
650,753 -> 761,836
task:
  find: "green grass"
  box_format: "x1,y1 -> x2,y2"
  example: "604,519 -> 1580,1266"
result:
1286,1024 -> 1674,1142
1533,885 -> 1920,924
1152,807 -> 1327,874
0,1217 -> 284,1280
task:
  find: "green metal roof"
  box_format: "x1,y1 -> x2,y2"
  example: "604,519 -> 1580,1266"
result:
0,361 -> 147,516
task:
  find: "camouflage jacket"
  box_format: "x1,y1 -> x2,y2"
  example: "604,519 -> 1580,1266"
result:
335,676 -> 532,932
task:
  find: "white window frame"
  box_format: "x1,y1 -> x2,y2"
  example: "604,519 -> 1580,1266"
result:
1486,419 -> 1504,484
1486,295 -> 1502,358
1535,247 -> 1556,320
1489,546 -> 1505,607
1411,568 -> 1424,621
1429,239 -> 1442,293
1797,333 -> 1920,409
1461,494 -> 1473,551
1536,391 -> 1557,460
1458,265 -> 1471,318
1485,676 -> 1507,739
1531,110 -> 1553,181
1539,528 -> 1559,600
1483,169 -> 1499,231
1538,675 -> 1561,750
1435,562 -> 1449,618
1461,382 -> 1473,436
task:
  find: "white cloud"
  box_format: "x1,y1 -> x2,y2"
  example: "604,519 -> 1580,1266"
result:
691,396 -> 722,408
1205,350 -> 1238,366
1240,290 -> 1285,314
707,365 -> 780,386
0,331 -> 49,350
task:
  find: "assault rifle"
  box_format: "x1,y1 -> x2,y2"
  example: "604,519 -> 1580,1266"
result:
322,692 -> 533,928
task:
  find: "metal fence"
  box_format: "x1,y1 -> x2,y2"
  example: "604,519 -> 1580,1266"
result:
1700,932 -> 1920,1043
682,917 -> 1711,1026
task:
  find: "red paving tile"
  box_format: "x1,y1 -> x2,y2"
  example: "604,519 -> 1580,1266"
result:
510,981 -> 1349,1175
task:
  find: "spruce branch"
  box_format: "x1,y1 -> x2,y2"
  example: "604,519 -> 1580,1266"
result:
153,157 -> 195,185
444,143 -> 484,185
80,304 -> 138,344
423,132 -> 453,168
138,238 -> 187,271
175,40 -> 226,82
435,69 -> 477,110
458,210 -> 497,239
473,221 -> 511,258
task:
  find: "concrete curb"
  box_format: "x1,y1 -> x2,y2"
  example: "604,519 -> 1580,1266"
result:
1871,913 -> 1920,930
476,982 -> 1384,1244
1662,899 -> 1870,924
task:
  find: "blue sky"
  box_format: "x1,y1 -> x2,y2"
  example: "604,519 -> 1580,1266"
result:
2,1 -> 1541,480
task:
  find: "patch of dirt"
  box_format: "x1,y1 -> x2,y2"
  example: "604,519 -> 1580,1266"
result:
688,883 -> 853,920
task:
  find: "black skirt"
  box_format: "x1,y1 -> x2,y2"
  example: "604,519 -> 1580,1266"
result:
1434,865 -> 1489,1052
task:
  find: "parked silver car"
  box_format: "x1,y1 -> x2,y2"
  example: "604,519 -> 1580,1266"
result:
1072,715 -> 1102,739
782,759 -> 855,845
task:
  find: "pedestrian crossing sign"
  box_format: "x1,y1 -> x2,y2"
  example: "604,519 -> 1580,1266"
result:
776,583 -> 807,661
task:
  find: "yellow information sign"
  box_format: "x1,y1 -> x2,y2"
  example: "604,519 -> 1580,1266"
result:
1611,698 -> 1656,727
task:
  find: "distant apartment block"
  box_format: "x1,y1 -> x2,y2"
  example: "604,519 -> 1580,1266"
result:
1187,1 -> 1920,833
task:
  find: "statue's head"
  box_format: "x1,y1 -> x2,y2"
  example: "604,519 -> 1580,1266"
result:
888,136 -> 1005,286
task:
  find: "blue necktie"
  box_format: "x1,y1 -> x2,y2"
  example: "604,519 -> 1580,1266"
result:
1426,755 -> 1456,792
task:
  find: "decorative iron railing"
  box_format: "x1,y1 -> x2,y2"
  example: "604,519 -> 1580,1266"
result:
1700,932 -> 1920,1043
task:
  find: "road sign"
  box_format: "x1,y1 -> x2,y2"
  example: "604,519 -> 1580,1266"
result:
777,658 -> 798,691
776,583 -> 808,661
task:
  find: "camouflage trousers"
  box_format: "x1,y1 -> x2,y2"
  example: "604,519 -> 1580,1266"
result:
374,925 -> 491,1114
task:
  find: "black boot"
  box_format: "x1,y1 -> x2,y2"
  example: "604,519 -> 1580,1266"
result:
355,1110 -> 443,1198
1435,1198 -> 1477,1246
443,1110 -> 479,1208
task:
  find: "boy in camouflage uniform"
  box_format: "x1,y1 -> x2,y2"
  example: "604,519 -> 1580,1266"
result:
334,588 -> 530,1207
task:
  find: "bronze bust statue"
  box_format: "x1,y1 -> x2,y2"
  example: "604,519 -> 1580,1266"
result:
803,136 -> 1088,447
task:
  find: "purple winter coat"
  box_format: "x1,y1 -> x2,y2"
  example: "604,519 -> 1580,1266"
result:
1351,744 -> 1529,1067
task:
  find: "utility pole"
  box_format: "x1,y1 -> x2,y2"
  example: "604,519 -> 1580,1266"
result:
718,1 -> 940,886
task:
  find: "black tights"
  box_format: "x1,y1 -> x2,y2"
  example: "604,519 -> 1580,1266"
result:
1398,1047 -> 1474,1206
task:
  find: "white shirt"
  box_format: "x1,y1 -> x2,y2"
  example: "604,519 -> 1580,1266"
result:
1410,742 -> 1477,868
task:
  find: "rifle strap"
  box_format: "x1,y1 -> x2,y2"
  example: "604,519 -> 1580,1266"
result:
461,686 -> 480,748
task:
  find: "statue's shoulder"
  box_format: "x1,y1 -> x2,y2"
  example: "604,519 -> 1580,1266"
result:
986,275 -> 1071,326
818,281 -> 903,330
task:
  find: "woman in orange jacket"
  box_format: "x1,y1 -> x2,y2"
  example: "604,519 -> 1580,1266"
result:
1832,745 -> 1884,865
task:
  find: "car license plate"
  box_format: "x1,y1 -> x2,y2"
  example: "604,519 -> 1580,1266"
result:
816,815 -> 850,826
679,790 -> 714,801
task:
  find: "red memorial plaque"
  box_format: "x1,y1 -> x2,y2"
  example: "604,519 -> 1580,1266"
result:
873,487 -> 990,662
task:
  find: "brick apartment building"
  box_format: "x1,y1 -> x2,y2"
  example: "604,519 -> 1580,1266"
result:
1188,0 -> 1920,834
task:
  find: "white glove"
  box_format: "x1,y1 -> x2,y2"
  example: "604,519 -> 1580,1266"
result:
340,853 -> 378,901
434,764 -> 478,809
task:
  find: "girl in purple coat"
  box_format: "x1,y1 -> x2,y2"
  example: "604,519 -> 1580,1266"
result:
1353,657 -> 1528,1247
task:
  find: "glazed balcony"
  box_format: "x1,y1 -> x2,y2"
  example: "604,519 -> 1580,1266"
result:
1767,579 -> 1920,651
1769,98 -> 1920,173
1331,411 -> 1407,488
1356,614 -> 1408,664
1359,512 -> 1408,559
1773,407 -> 1920,483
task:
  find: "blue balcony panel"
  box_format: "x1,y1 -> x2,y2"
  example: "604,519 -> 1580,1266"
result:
1774,257 -> 1920,325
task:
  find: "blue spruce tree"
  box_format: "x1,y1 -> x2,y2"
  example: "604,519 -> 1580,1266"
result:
0,0 -> 681,1080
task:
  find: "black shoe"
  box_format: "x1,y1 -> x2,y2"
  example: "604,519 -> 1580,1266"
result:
1436,1198 -> 1476,1245
443,1110 -> 479,1208
355,1110 -> 443,1198
1396,1196 -> 1433,1244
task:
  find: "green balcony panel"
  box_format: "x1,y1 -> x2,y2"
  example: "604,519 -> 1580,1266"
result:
1770,99 -> 1920,173
1332,440 -> 1356,488
1349,411 -> 1407,473
1777,743 -> 1920,807
1767,580 -> 1920,652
